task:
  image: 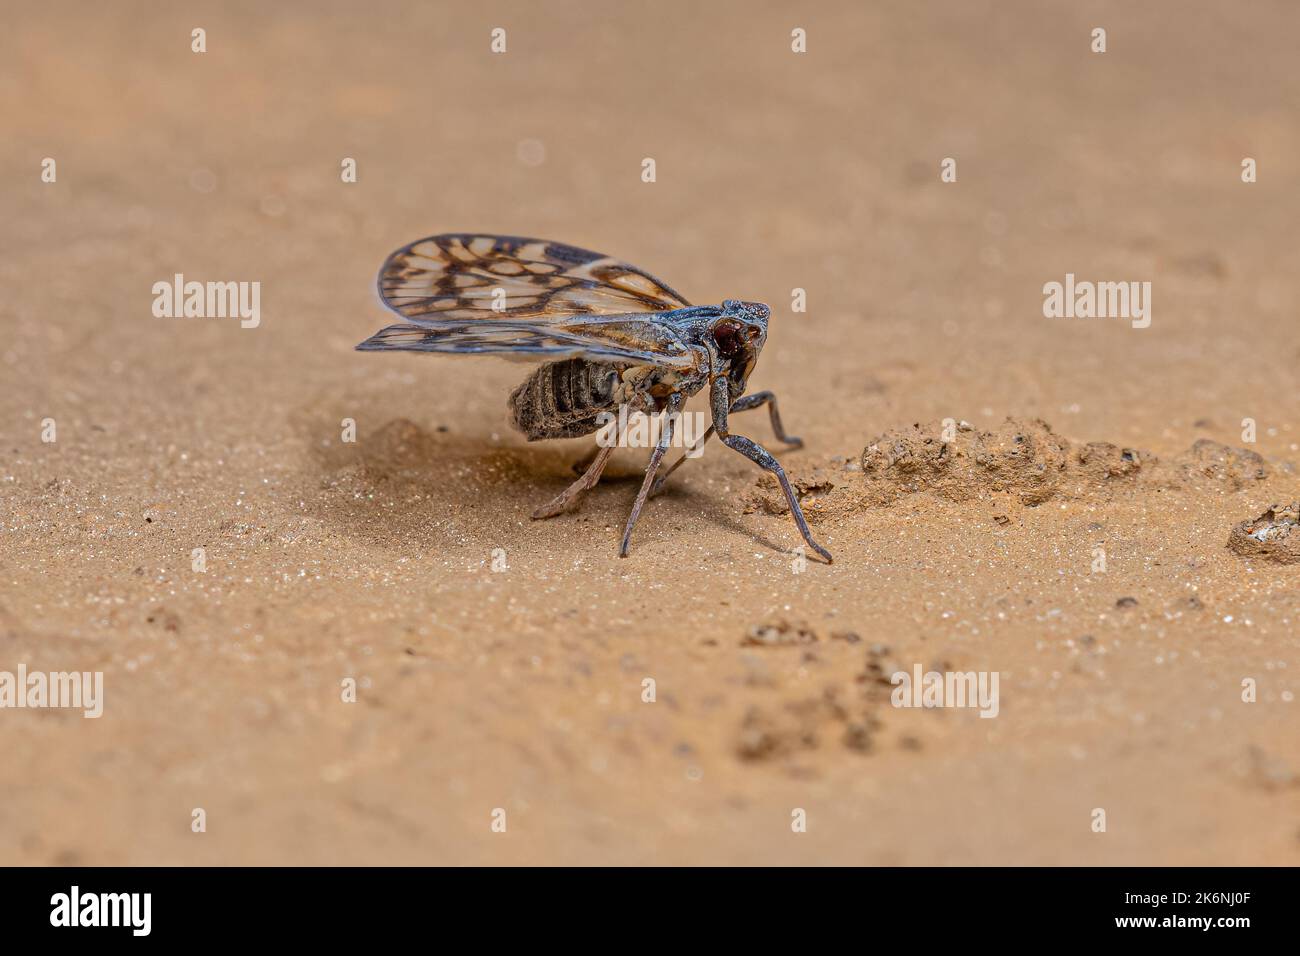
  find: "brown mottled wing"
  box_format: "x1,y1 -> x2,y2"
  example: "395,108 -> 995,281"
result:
376,233 -> 691,322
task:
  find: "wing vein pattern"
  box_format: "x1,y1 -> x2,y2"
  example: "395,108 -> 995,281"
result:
358,233 -> 695,366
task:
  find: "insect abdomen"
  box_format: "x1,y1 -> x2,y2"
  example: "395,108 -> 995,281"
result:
509,359 -> 621,440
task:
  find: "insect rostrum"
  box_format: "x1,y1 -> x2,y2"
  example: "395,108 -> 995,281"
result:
356,233 -> 832,562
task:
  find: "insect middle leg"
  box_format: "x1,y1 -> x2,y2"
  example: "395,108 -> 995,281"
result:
531,418 -> 625,520
649,390 -> 802,498
708,380 -> 833,563
618,393 -> 683,557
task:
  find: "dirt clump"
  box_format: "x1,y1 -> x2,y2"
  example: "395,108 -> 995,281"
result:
1175,439 -> 1269,491
1228,502 -> 1300,564
860,418 -> 1121,505
737,687 -> 880,761
743,620 -> 819,647
857,418 -> 1271,506
743,467 -> 836,521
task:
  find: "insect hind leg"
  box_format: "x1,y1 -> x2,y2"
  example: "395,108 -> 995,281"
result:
570,446 -> 600,476
532,440 -> 617,520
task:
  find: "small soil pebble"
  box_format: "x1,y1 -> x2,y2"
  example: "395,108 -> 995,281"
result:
1228,502 -> 1300,564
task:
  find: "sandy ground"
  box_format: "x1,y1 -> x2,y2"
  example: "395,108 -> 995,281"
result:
2,1 -> 1298,865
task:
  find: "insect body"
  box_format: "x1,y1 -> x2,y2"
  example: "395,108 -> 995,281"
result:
356,233 -> 832,562
508,357 -> 622,440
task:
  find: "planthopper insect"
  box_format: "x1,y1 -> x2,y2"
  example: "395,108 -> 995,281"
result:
356,233 -> 832,562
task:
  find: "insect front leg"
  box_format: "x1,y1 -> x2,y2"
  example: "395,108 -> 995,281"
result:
741,390 -> 805,448
531,416 -> 625,520
709,379 -> 833,563
649,390 -> 803,498
618,392 -> 684,557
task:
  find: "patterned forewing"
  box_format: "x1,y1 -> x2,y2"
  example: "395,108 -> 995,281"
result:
378,234 -> 691,323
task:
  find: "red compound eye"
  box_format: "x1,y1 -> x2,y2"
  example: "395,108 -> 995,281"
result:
712,320 -> 744,357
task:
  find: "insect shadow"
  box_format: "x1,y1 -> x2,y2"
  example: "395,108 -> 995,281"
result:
298,398 -> 806,561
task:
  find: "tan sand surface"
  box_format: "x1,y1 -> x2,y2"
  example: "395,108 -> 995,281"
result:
2,0 -> 1298,864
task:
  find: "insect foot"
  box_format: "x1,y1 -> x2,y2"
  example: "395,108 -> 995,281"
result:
721,434 -> 833,563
